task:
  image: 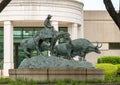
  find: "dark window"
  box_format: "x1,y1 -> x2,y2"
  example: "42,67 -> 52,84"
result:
14,27 -> 44,42
109,43 -> 120,49
0,27 -> 3,69
14,27 -> 45,68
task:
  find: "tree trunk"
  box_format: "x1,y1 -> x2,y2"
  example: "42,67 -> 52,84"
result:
0,0 -> 11,13
103,0 -> 120,30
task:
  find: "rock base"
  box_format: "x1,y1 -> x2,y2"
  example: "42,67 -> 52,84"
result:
19,55 -> 95,68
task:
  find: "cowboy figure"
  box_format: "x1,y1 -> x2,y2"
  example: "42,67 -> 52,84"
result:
44,14 -> 54,30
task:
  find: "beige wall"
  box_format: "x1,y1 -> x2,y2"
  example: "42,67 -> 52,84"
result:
84,11 -> 120,42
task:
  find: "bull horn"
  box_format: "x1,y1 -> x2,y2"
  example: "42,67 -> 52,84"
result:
96,42 -> 102,48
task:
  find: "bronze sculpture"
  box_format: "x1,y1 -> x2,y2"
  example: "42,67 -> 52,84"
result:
20,15 -> 102,68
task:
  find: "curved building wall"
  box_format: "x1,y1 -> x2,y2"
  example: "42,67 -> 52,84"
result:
0,0 -> 83,24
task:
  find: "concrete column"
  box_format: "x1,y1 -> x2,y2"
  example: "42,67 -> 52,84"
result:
71,23 -> 78,40
3,21 -> 14,77
68,24 -> 72,38
51,21 -> 58,31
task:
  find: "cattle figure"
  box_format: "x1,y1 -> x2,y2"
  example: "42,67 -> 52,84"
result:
53,38 -> 102,60
71,39 -> 102,60
53,36 -> 72,59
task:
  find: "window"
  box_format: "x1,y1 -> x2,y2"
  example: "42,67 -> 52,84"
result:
109,43 -> 120,49
0,27 -> 3,69
14,27 -> 44,42
14,27 -> 45,67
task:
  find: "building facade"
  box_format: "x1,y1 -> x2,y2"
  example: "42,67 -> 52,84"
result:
0,0 -> 84,77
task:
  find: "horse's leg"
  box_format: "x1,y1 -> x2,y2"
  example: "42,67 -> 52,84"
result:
27,48 -> 31,58
50,39 -> 56,55
49,38 -> 53,55
38,39 -> 43,55
24,48 -> 31,58
34,42 -> 40,55
24,52 -> 28,58
25,52 -> 31,58
23,47 -> 31,58
67,49 -> 72,60
50,37 -> 58,55
83,55 -> 86,61
81,53 -> 86,61
22,44 -> 30,55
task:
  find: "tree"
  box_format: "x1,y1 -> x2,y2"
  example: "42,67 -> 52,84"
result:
0,0 -> 11,13
103,0 -> 120,30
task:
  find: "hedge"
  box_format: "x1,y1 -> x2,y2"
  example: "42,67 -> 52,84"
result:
115,64 -> 120,75
97,56 -> 120,65
95,63 -> 118,76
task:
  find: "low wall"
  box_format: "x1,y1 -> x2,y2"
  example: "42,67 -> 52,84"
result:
9,68 -> 104,81
0,70 -> 3,78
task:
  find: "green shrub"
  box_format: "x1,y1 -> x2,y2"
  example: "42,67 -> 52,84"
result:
104,76 -> 120,83
97,56 -> 120,64
95,63 -> 118,76
115,64 -> 120,75
0,78 -> 12,83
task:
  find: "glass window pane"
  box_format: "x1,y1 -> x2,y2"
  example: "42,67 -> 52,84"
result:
0,27 -> 3,69
109,43 -> 120,49
14,27 -> 44,68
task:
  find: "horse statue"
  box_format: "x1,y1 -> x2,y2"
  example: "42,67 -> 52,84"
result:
20,28 -> 71,58
21,29 -> 53,57
21,15 -> 72,58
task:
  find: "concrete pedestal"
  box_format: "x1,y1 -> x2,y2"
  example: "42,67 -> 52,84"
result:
9,68 -> 104,81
